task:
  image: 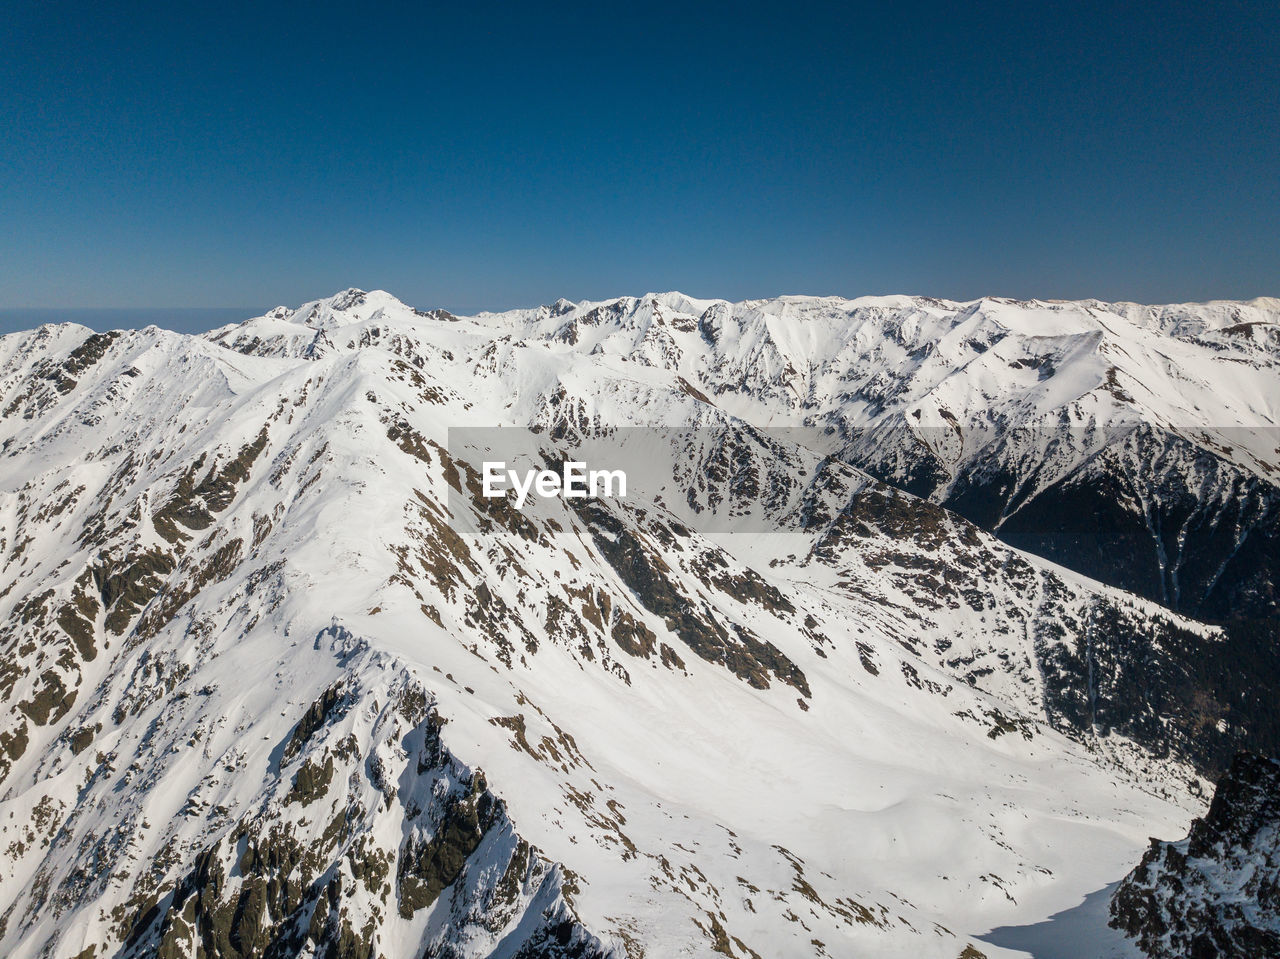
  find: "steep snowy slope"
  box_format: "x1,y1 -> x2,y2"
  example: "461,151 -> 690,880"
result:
0,289 -> 1275,958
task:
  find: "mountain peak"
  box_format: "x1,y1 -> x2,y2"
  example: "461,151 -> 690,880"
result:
327,287 -> 368,311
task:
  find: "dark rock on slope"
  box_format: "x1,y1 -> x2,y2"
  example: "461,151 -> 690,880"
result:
1110,751 -> 1280,958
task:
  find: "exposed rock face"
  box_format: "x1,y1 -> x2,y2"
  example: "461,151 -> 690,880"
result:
1110,751 -> 1280,958
112,649 -> 610,959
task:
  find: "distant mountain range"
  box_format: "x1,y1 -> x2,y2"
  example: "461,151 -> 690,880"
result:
0,308 -> 268,338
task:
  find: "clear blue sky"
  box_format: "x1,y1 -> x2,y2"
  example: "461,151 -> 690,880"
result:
2,0 -> 1276,313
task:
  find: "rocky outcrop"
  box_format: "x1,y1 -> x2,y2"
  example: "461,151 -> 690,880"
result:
114,650 -> 612,959
1110,751 -> 1280,958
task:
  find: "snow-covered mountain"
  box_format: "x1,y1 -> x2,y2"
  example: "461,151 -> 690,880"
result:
0,288 -> 1276,958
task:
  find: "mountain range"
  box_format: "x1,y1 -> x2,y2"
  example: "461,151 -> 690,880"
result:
1,288 -> 1276,958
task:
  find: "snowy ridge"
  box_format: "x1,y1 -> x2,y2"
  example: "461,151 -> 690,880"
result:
208,287 -> 1280,618
0,289 -> 1275,957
